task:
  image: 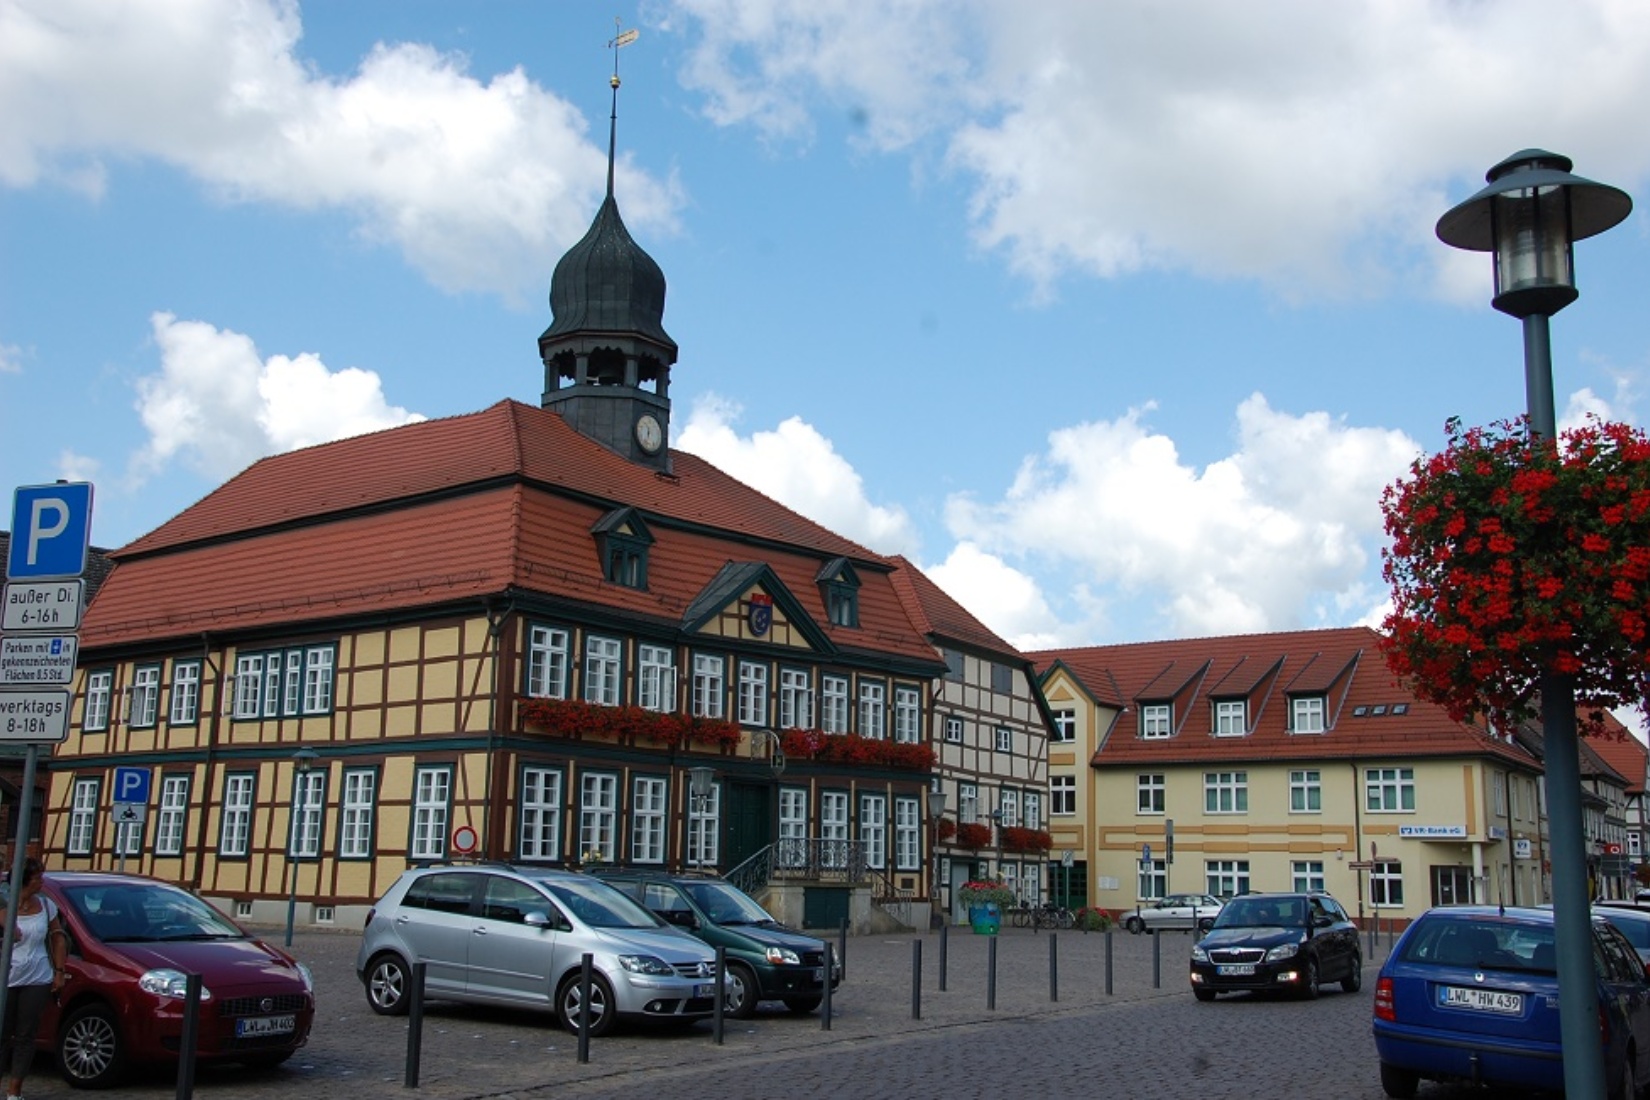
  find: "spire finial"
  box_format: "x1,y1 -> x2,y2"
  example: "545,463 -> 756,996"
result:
605,18 -> 639,200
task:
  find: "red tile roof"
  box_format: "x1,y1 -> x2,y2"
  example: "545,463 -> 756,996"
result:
1030,627 -> 1540,770
1585,713 -> 1646,794
885,554 -> 1023,659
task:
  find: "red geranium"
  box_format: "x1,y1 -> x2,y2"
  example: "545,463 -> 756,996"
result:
1381,416 -> 1650,733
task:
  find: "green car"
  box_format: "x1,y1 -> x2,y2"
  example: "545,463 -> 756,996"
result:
594,870 -> 840,1018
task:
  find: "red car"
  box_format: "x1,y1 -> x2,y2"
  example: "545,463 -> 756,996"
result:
36,872 -> 315,1088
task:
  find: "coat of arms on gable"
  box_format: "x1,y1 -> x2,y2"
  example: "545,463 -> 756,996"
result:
748,593 -> 773,637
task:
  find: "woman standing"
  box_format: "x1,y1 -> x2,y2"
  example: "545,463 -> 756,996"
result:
0,859 -> 66,1100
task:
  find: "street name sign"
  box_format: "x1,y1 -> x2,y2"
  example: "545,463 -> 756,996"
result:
0,635 -> 78,685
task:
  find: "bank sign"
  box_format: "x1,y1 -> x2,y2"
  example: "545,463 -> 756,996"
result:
1399,824 -> 1468,839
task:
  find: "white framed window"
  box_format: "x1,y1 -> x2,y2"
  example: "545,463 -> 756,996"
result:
578,773 -> 618,862
995,726 -> 1012,753
1370,859 -> 1404,907
1138,774 -> 1165,815
289,769 -> 325,858
1290,769 -> 1322,813
958,783 -> 978,824
233,654 -> 262,718
1204,771 -> 1248,814
130,665 -> 161,728
944,715 -> 963,743
1292,860 -> 1326,893
821,790 -> 849,867
411,767 -> 451,861
583,635 -> 621,706
302,647 -> 335,713
859,794 -> 887,870
1214,699 -> 1245,736
115,814 -> 143,857
1051,775 -> 1075,815
282,653 -> 301,715
1206,859 -> 1250,897
339,769 -> 377,859
155,775 -> 190,856
687,781 -> 721,869
778,668 -> 813,729
637,644 -> 676,712
1024,792 -> 1042,830
1492,772 -> 1508,816
821,675 -> 849,733
894,797 -> 920,870
1632,833 -> 1644,859
67,779 -> 98,855
1141,704 -> 1171,739
1365,767 -> 1416,813
858,680 -> 885,739
518,767 -> 562,860
220,773 -> 255,857
778,787 -> 809,867
1292,695 -> 1326,733
893,685 -> 921,743
233,647 -> 336,718
737,660 -> 769,726
999,789 -> 1020,828
527,625 -> 570,699
692,654 -> 725,719
1052,708 -> 1076,743
83,670 -> 112,732
169,661 -> 200,725
1139,858 -> 1167,900
631,776 -> 667,864
1003,862 -> 1021,905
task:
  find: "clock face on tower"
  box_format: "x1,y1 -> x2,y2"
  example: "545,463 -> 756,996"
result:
635,414 -> 664,454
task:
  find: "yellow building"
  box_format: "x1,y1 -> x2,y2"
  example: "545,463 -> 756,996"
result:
1034,627 -> 1548,926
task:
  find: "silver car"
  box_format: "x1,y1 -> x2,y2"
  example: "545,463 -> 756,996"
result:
355,865 -> 720,1036
1124,893 -> 1225,934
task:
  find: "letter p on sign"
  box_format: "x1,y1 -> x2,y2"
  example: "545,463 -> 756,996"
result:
7,483 -> 93,580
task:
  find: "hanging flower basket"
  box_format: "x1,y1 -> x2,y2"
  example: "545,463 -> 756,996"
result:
519,698 -> 742,750
954,822 -> 991,849
957,880 -> 1015,908
1000,826 -> 1053,853
777,728 -> 937,771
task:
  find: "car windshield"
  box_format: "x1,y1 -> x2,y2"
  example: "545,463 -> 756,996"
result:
1213,897 -> 1306,928
62,882 -> 244,943
683,882 -> 774,925
542,878 -> 665,930
1400,918 -> 1555,973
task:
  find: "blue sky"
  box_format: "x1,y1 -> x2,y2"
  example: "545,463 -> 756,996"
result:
3,0 -> 1649,679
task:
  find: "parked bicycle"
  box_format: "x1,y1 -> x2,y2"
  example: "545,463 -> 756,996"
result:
1010,903 -> 1075,930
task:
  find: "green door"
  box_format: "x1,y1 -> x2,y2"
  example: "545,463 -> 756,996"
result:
725,782 -> 771,871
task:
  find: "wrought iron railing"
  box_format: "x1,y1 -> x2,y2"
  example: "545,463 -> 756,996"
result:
725,838 -> 873,896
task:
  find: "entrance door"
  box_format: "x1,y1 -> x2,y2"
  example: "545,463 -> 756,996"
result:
725,782 -> 771,871
1431,865 -> 1474,907
948,861 -> 974,925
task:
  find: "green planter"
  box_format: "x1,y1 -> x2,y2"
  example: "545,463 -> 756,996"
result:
969,902 -> 1001,935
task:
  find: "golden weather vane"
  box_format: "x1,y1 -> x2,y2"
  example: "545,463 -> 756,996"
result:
604,17 -> 639,198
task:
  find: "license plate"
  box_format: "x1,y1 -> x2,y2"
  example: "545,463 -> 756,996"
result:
695,983 -> 717,998
1217,964 -> 1255,976
235,1015 -> 295,1038
812,967 -> 824,982
1439,985 -> 1523,1014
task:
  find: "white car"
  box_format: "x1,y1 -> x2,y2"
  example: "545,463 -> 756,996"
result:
1124,893 -> 1225,934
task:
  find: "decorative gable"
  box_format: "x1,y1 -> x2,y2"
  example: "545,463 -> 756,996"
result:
682,562 -> 836,653
817,557 -> 861,628
591,507 -> 654,589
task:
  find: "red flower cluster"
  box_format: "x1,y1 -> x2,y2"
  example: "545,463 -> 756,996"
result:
1381,417 -> 1650,733
936,817 -> 958,841
954,822 -> 992,849
776,728 -> 938,771
1000,826 -> 1053,853
518,698 -> 743,750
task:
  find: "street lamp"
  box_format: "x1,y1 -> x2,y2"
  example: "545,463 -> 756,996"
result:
1437,148 -> 1631,1100
284,747 -> 319,948
928,789 -> 948,923
687,766 -> 715,873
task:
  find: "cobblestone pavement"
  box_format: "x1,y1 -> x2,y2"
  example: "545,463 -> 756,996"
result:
10,923 -> 1508,1100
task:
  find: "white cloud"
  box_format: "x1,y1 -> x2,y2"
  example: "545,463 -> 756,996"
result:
670,0 -> 1650,297
944,395 -> 1419,639
0,343 -> 20,373
922,542 -> 1067,652
132,311 -> 423,482
56,450 -> 99,484
0,0 -> 681,300
674,394 -> 920,556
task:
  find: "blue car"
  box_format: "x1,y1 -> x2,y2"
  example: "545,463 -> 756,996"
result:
1373,905 -> 1650,1098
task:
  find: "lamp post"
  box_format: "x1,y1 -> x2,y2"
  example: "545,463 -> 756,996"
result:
1437,148 -> 1631,1100
929,789 -> 948,922
688,766 -> 715,873
284,748 -> 319,948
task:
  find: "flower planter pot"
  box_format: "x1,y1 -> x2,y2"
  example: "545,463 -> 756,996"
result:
969,902 -> 1001,935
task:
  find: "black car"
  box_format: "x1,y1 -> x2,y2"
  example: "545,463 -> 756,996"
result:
1190,891 -> 1362,1000
593,869 -> 840,1018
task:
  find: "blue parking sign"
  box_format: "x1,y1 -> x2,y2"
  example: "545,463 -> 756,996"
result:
112,766 -> 151,805
8,483 -> 94,580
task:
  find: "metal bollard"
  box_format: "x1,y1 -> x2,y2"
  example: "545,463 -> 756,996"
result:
176,973 -> 201,1100
404,962 -> 425,1088
713,945 -> 725,1046
577,953 -> 593,1064
939,922 -> 949,992
839,917 -> 849,981
1049,933 -> 1058,1002
987,935 -> 998,1010
821,943 -> 833,1031
1105,928 -> 1114,995
912,939 -> 922,1019
1152,928 -> 1161,989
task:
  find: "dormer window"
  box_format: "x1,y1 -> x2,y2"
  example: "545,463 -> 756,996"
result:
817,558 -> 861,628
1214,699 -> 1246,736
592,508 -> 653,590
1292,696 -> 1326,733
1140,703 -> 1171,739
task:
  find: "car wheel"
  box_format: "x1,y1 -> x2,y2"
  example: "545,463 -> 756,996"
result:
724,962 -> 760,1020
58,1003 -> 125,1089
1342,952 -> 1363,993
365,953 -> 411,1017
558,972 -> 617,1038
1193,988 -> 1216,1002
1125,916 -> 1143,935
782,995 -> 823,1014
1379,1062 -> 1419,1099
1300,956 -> 1320,999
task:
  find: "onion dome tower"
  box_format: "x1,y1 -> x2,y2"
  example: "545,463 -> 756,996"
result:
539,27 -> 677,472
